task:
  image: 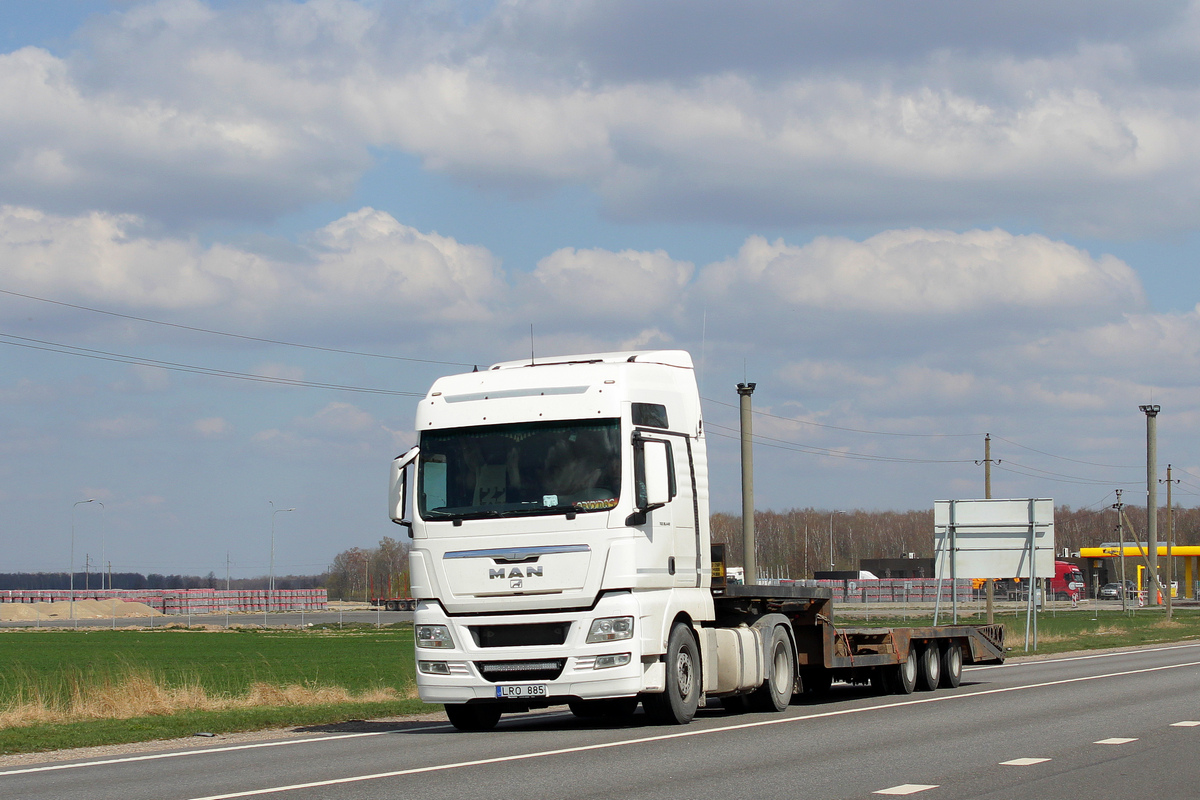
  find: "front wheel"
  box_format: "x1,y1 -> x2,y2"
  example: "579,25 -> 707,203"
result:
643,623 -> 702,725
749,625 -> 795,712
445,704 -> 502,731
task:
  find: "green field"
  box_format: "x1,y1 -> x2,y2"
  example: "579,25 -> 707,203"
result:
0,624 -> 427,754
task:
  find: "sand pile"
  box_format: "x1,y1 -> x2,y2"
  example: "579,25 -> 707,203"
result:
0,600 -> 163,621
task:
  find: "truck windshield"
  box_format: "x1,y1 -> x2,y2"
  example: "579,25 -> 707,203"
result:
417,419 -> 622,520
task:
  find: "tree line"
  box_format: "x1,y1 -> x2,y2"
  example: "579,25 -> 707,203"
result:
711,504 -> 1200,578
9,504 -> 1192,595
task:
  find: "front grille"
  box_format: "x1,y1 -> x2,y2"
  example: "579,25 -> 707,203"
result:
475,659 -> 566,683
469,622 -> 571,648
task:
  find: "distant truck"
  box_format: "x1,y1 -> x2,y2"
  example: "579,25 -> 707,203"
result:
994,560 -> 1085,601
389,350 -> 1005,731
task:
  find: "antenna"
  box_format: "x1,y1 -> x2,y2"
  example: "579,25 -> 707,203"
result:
530,324 -> 535,365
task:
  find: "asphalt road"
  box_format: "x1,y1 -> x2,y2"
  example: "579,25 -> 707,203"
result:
3,641 -> 1199,800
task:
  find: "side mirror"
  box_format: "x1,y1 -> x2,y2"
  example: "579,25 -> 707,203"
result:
629,435 -> 675,526
641,439 -> 672,508
389,446 -> 419,533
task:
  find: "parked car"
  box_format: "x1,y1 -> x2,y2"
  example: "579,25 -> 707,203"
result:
1098,582 -> 1122,599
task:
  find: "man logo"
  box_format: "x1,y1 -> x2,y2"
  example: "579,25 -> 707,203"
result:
489,566 -> 544,579
510,578 -> 522,589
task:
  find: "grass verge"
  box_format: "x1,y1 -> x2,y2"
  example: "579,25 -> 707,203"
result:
0,624 -> 421,755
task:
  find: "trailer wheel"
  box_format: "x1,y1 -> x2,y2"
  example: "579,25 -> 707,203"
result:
916,644 -> 941,691
890,648 -> 918,694
385,600 -> 398,611
939,643 -> 963,688
750,625 -> 795,712
445,704 -> 502,731
643,623 -> 701,725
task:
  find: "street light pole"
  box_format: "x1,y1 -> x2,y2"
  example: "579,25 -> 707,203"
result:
71,499 -> 102,626
269,501 -> 295,613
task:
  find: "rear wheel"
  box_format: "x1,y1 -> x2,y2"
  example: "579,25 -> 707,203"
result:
749,625 -> 795,712
890,649 -> 917,694
643,622 -> 702,725
939,644 -> 963,688
916,644 -> 941,691
445,704 -> 502,731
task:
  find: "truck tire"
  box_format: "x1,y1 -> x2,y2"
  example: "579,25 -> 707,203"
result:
749,625 -> 795,712
643,623 -> 702,725
939,643 -> 963,688
445,703 -> 502,731
385,600 -> 398,611
890,648 -> 918,694
916,644 -> 941,691
568,697 -> 639,720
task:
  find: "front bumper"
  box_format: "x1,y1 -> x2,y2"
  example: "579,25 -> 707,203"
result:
414,593 -> 651,704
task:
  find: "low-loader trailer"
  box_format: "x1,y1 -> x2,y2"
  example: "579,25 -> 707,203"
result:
389,350 -> 1004,730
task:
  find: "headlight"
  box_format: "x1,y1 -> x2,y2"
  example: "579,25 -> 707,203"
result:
418,661 -> 451,675
586,616 -> 634,643
416,624 -> 454,649
595,653 -> 632,670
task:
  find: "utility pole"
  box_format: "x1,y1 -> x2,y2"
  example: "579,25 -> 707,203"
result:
1114,489 -> 1127,612
1163,465 -> 1179,620
1139,405 -> 1161,605
982,434 -> 996,623
737,382 -> 757,586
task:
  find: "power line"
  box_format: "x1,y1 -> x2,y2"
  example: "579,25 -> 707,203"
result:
0,287 -> 476,368
991,462 -> 1138,487
702,396 -> 981,437
990,434 -> 1141,469
705,424 -> 974,465
0,333 -> 424,397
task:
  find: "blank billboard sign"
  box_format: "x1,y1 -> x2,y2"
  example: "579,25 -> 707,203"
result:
933,498 -> 1055,580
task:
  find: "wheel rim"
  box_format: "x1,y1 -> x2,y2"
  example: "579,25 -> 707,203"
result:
903,652 -> 916,683
773,643 -> 791,692
675,648 -> 694,698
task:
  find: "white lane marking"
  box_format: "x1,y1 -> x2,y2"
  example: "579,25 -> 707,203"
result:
1171,721 -> 1200,727
873,785 -> 938,795
0,726 -> 448,777
967,640 -> 1200,671
1094,737 -> 1138,745
1001,757 -> 1051,766
176,658 -> 1200,800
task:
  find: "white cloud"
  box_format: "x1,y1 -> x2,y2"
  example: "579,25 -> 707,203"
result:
297,402 -> 376,435
82,414 -> 158,438
192,416 -> 232,437
695,229 -> 1144,332
0,3 -> 1198,233
0,205 -> 502,339
522,247 -> 692,323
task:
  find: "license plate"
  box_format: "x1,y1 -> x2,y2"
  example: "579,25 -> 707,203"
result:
495,684 -> 547,699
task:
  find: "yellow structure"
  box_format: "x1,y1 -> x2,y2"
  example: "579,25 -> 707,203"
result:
1079,545 -> 1200,598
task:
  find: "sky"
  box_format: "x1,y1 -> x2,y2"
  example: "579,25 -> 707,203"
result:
4,0 -> 1200,579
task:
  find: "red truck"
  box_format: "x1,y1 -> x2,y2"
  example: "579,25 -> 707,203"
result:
994,561 -> 1085,601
